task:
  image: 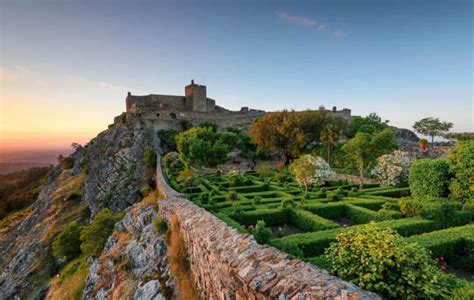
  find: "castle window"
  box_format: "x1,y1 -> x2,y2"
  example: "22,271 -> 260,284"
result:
156,113 -> 160,118
170,112 -> 177,119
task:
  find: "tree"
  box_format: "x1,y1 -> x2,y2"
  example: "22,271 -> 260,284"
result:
371,150 -> 414,187
444,132 -> 474,141
408,158 -> 451,199
249,109 -> 346,164
143,147 -> 157,169
413,117 -> 453,148
346,113 -> 388,138
343,128 -> 397,188
289,154 -> 334,194
80,209 -> 124,257
176,126 -> 236,167
320,124 -> 341,166
52,221 -> 82,261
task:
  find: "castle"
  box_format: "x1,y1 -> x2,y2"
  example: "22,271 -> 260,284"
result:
124,80 -> 351,130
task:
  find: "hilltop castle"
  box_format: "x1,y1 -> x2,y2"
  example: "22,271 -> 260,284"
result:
124,80 -> 351,130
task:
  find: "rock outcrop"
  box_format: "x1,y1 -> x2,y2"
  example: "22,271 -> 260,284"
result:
83,204 -> 174,300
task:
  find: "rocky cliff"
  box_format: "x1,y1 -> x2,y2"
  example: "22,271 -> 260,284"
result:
0,115 -> 161,299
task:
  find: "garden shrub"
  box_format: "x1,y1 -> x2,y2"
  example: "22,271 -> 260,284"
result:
448,140 -> 474,203
399,198 -> 424,217
463,199 -> 474,220
256,162 -> 274,178
376,208 -> 402,220
406,224 -> 474,264
300,202 -> 345,219
176,169 -> 200,188
280,199 -> 296,209
252,220 -> 272,244
409,158 -> 451,199
371,150 -> 414,186
52,221 -> 82,261
419,199 -> 468,228
153,216 -> 168,233
80,209 -> 124,257
289,209 -> 340,232
325,223 -> 461,299
345,204 -> 378,224
215,213 -> 247,234
225,191 -> 239,202
279,243 -> 303,258
232,208 -> 289,226
452,283 -> 474,300
307,255 -> 330,270
143,147 -> 157,169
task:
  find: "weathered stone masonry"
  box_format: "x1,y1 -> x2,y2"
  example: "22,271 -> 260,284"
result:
155,155 -> 380,299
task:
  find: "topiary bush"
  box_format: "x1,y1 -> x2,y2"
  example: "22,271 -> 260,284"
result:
419,199 -> 467,228
225,191 -> 239,202
448,140 -> 474,203
252,220 -> 272,244
325,223 -> 462,299
409,158 -> 451,199
52,221 -> 82,261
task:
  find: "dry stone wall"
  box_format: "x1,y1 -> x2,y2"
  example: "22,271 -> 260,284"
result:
155,155 -> 380,299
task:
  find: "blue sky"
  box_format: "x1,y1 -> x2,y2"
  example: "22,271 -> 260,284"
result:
1,0 -> 472,149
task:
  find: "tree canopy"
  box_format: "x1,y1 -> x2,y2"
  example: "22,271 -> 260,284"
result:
413,117 -> 453,146
176,126 -> 238,167
346,113 -> 388,138
342,128 -> 397,187
248,108 -> 346,164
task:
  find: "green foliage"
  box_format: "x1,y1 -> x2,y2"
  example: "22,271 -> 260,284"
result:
406,224 -> 474,264
232,208 -> 290,226
409,158 -> 451,199
289,209 -> 340,232
452,282 -> 474,300
448,140 -> 474,203
153,216 -> 168,233
198,121 -> 218,132
346,113 -> 388,138
419,199 -> 468,228
343,128 -> 397,186
80,209 -> 124,257
463,199 -> 474,220
413,117 -> 453,146
143,147 -> 157,169
399,198 -> 424,217
176,126 -> 233,167
256,162 -> 274,178
215,212 -> 247,234
228,172 -> 251,187
280,199 -> 296,209
158,129 -> 179,151
252,220 -> 272,244
225,191 -> 239,202
163,152 -> 185,176
58,155 -> 75,170
325,223 -> 459,299
52,221 -> 82,261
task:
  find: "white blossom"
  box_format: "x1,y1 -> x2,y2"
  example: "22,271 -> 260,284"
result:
371,150 -> 414,186
289,155 -> 334,192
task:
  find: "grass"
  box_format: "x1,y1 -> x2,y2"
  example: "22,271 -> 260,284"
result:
167,215 -> 199,299
46,257 -> 89,300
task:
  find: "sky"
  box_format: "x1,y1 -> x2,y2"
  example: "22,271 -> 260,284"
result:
0,0 -> 472,152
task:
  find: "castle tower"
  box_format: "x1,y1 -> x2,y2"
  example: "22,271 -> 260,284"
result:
185,80 -> 207,112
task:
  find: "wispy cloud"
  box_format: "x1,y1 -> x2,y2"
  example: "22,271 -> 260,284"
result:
275,11 -> 348,37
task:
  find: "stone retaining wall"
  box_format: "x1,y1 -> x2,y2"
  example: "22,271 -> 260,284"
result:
155,155 -> 380,299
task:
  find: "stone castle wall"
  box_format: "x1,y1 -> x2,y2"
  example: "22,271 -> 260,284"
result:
154,154 -> 379,299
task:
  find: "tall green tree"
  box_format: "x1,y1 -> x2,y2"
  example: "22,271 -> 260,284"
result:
176,126 -> 238,167
346,113 -> 388,138
52,221 -> 82,261
320,124 -> 341,166
249,108 -> 347,164
413,117 -> 453,148
343,128 -> 397,188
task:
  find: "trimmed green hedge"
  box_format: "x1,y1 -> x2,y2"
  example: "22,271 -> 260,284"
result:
406,224 -> 474,266
299,203 -> 346,219
362,187 -> 411,198
231,208 -> 290,226
345,204 -> 378,224
409,158 -> 451,198
271,217 -> 439,257
215,213 -> 248,234
289,209 -> 340,232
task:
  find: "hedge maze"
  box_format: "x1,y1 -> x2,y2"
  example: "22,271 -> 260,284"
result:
167,170 -> 473,279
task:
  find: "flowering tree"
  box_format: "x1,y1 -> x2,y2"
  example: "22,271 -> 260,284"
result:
372,150 -> 414,186
289,154 -> 334,193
